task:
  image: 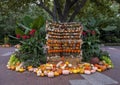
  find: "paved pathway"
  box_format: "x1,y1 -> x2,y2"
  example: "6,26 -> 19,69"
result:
102,46 -> 120,85
0,46 -> 120,85
70,72 -> 118,85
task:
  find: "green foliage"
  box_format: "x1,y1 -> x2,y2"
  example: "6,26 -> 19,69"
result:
0,2 -> 51,43
15,15 -> 45,35
22,16 -> 33,28
81,16 -> 101,62
102,26 -> 117,31
17,23 -> 31,34
17,30 -> 46,67
101,34 -> 120,43
15,28 -> 24,36
0,12 -> 16,40
32,16 -> 45,29
82,31 -> 101,61
77,0 -> 120,44
80,1 -> 120,60
4,35 -> 9,44
15,15 -> 46,67
78,0 -> 119,29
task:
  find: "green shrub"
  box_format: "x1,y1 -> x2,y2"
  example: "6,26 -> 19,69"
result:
13,16 -> 46,67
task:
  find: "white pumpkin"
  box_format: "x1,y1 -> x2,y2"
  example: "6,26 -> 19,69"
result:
48,72 -> 54,77
62,70 -> 70,75
84,70 -> 91,74
44,70 -> 48,76
92,66 -> 98,70
91,69 -> 96,73
33,68 -> 38,73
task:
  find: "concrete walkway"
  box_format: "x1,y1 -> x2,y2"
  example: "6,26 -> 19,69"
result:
102,46 -> 120,85
0,46 -> 120,85
70,72 -> 118,85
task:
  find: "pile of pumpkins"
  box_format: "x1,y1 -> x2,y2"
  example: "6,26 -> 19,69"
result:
7,60 -> 111,78
0,44 -> 11,48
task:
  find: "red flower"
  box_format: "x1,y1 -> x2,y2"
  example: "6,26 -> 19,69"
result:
29,29 -> 36,35
82,31 -> 87,36
16,34 -> 21,39
22,35 -> 28,40
91,30 -> 96,35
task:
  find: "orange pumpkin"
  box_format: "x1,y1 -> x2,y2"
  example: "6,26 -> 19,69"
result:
11,66 -> 15,70
84,66 -> 91,70
54,71 -> 59,76
16,62 -> 21,66
57,69 -> 62,75
99,65 -> 107,71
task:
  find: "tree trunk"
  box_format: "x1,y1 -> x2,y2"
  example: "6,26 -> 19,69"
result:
36,0 -> 87,22
53,0 -> 57,21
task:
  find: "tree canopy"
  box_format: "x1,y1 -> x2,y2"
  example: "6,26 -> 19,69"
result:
1,0 -> 119,22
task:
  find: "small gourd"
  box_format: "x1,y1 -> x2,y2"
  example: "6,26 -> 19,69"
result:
28,66 -> 34,72
62,70 -> 69,75
79,69 -> 84,74
91,69 -> 96,73
18,68 -> 25,72
54,71 -> 59,76
40,73 -> 45,77
11,66 -> 15,70
84,70 -> 91,74
72,69 -> 78,74
37,70 -> 42,76
48,71 -> 54,77
97,69 -> 102,72
44,70 -> 48,76
33,68 -> 38,73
